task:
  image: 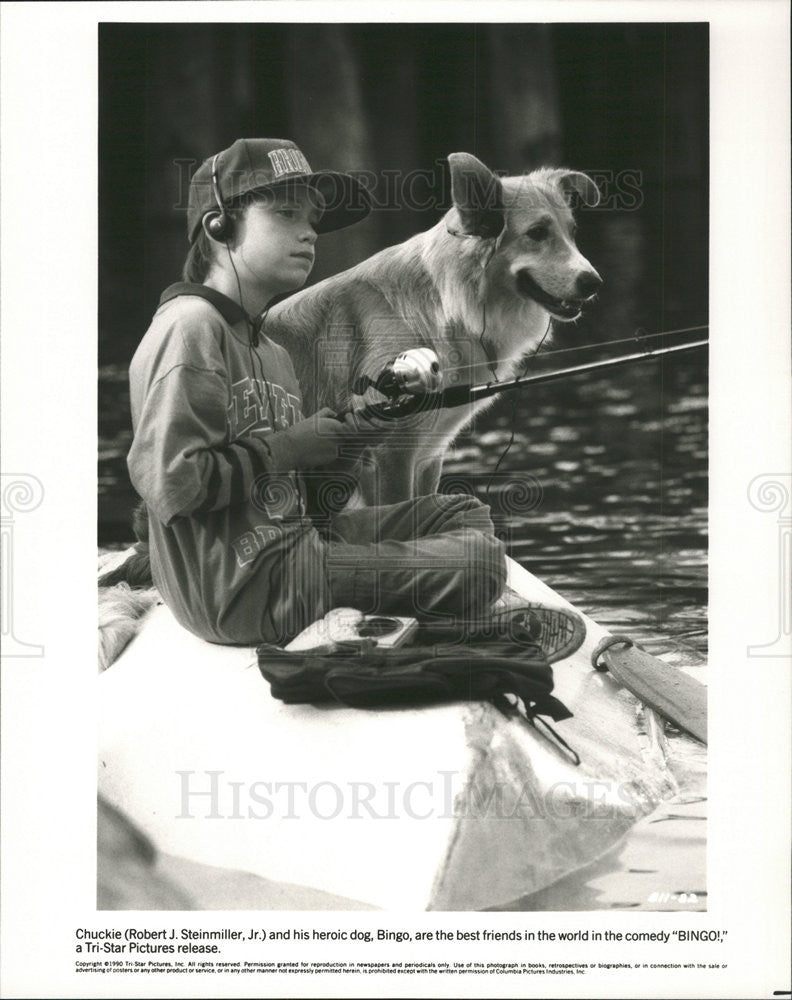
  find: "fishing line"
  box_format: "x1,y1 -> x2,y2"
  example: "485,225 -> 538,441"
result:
477,302 -> 499,380
477,238 -> 501,380
435,323 -> 709,381
484,316 -> 553,504
425,224 -> 556,503
512,323 -> 709,362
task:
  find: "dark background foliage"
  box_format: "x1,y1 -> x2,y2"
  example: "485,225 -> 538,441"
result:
98,18 -> 709,657
99,22 -> 707,365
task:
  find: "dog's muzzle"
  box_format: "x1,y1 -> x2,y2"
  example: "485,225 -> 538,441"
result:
516,269 -> 601,321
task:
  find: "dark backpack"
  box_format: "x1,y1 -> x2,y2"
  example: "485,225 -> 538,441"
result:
257,635 -> 573,732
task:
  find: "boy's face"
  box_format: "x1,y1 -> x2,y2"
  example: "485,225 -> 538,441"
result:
233,185 -> 324,296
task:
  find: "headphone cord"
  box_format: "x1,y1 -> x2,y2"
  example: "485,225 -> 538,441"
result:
255,307 -> 307,519
471,233 -> 553,503
224,241 -> 282,446
225,241 -> 305,519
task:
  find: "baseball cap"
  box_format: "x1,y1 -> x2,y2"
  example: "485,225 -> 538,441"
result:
187,138 -> 372,243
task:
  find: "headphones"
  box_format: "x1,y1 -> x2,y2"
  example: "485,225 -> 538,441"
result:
203,153 -> 307,523
205,153 -> 232,241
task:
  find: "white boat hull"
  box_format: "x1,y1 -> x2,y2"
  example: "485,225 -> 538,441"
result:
98,558 -> 676,910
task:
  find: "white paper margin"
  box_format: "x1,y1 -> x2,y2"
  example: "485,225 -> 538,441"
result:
1,2 -> 790,998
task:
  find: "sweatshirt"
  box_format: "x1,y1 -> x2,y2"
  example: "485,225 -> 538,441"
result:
127,283 -> 328,644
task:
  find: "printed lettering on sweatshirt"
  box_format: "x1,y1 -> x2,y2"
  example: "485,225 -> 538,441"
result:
232,523 -> 286,567
227,377 -> 303,437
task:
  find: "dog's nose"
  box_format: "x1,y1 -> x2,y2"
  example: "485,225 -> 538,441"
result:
575,271 -> 603,298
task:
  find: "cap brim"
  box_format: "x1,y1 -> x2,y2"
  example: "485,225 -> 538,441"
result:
254,172 -> 372,233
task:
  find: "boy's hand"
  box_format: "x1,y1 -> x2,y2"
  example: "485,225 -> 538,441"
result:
278,407 -> 395,470
335,406 -> 399,442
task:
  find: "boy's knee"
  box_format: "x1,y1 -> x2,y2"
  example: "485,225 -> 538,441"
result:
434,491 -> 487,513
481,533 -> 508,599
423,491 -> 496,533
461,530 -> 507,614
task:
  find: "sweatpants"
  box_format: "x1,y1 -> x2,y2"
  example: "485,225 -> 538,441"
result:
323,493 -> 507,628
185,493 -> 507,647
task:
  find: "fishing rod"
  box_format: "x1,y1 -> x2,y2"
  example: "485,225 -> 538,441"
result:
424,323 -> 710,378
345,336 -> 708,421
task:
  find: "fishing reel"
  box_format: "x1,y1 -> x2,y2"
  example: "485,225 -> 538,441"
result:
352,347 -> 442,399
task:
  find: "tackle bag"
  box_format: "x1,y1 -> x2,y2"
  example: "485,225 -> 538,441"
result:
256,638 -> 573,725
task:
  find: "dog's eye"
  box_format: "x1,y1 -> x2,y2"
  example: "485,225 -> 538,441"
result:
526,225 -> 549,241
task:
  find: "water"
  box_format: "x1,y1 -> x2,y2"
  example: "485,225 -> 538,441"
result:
444,353 -> 708,666
97,343 -> 708,637
98,347 -> 707,910
99,356 -> 707,658
95,17 -> 709,914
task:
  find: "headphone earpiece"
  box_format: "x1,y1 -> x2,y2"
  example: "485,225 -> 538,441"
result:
205,153 -> 232,241
205,211 -> 231,241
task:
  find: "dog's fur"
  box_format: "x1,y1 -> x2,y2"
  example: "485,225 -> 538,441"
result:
266,152 -> 602,505
98,153 -> 600,662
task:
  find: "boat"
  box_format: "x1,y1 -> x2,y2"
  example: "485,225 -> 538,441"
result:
98,556 -> 690,911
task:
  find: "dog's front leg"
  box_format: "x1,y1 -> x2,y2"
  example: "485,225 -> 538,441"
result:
412,453 -> 443,498
355,447 -> 445,507
353,444 -> 415,507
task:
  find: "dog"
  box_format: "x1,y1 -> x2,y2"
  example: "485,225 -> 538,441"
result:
98,153 -> 601,659
265,152 -> 602,506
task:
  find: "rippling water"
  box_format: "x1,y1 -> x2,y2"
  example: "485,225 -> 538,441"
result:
99,350 -> 708,662
444,353 -> 708,664
98,341 -> 707,910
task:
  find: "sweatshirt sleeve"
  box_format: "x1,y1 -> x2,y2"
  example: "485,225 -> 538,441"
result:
127,363 -> 308,527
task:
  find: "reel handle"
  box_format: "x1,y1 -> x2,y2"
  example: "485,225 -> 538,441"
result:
352,348 -> 442,399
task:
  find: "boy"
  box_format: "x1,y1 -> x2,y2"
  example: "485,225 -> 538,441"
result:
127,138 -> 582,656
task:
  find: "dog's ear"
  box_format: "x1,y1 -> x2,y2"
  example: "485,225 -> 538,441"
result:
446,152 -> 505,238
549,170 -> 601,208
